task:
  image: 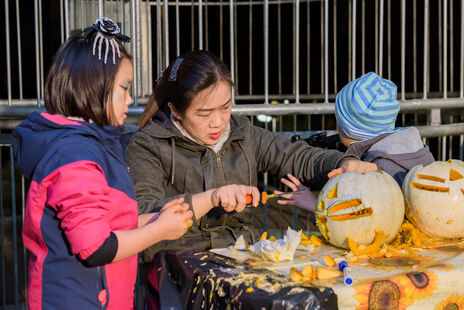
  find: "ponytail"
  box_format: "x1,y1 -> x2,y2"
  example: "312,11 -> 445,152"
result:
138,93 -> 160,128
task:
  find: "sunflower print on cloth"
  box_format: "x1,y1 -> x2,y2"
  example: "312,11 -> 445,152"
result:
434,293 -> 464,310
353,271 -> 438,310
397,271 -> 439,303
353,279 -> 410,310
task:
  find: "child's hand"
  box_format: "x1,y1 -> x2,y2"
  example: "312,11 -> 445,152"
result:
156,199 -> 193,240
145,198 -> 185,225
160,197 -> 186,213
276,174 -> 317,212
328,160 -> 377,178
210,184 -> 260,212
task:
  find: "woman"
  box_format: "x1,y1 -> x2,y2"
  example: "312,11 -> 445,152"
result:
126,50 -> 377,264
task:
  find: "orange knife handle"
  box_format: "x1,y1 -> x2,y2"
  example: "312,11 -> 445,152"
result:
246,192 -> 267,205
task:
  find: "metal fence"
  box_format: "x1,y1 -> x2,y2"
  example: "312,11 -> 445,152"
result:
2,0 -> 464,309
0,135 -> 26,309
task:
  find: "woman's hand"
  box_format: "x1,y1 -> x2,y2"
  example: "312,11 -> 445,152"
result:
155,198 -> 193,240
210,184 -> 260,213
328,160 -> 377,178
276,174 -> 317,212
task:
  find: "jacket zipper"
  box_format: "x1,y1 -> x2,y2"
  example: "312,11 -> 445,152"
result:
98,266 -> 108,310
216,152 -> 228,226
216,152 -> 227,186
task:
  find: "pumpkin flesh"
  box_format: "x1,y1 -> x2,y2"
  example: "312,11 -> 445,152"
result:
348,230 -> 385,255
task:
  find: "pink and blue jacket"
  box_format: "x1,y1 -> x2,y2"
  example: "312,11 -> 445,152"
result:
13,112 -> 139,310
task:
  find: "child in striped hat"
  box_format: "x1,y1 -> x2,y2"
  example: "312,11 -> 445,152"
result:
335,72 -> 434,186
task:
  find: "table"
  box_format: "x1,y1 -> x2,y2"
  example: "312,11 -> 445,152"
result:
148,249 -> 337,309
147,240 -> 464,309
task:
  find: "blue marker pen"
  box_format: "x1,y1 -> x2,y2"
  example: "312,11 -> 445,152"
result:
338,260 -> 353,286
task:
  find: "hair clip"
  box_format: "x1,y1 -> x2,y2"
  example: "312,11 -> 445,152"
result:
84,17 -> 130,64
168,58 -> 184,82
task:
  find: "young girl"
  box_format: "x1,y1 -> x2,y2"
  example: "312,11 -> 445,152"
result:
13,18 -> 194,310
126,50 -> 377,265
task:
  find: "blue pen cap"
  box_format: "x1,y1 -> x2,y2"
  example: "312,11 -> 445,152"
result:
344,275 -> 353,285
338,260 -> 348,271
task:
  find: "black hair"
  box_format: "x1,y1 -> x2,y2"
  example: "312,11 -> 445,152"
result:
138,50 -> 234,128
44,30 -> 131,126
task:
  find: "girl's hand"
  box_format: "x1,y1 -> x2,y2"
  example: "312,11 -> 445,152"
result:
156,200 -> 193,240
146,197 -> 185,225
210,184 -> 260,212
276,174 -> 317,213
160,197 -> 186,213
328,160 -> 377,178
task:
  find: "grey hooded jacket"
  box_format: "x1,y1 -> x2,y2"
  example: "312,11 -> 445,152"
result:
126,112 -> 358,263
345,126 -> 435,186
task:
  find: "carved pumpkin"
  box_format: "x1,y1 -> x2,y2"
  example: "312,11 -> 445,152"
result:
402,159 -> 464,238
315,171 -> 404,249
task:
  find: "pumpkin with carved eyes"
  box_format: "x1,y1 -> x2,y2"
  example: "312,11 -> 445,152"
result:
402,159 -> 464,239
315,171 -> 404,249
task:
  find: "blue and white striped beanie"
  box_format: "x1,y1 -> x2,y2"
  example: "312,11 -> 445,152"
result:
335,72 -> 400,141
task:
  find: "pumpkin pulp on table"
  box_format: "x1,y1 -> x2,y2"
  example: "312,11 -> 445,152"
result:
348,230 -> 386,255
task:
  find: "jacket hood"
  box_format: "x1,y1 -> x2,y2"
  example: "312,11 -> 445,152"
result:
13,112 -> 137,179
346,126 -> 434,171
347,127 -> 423,157
363,145 -> 434,172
